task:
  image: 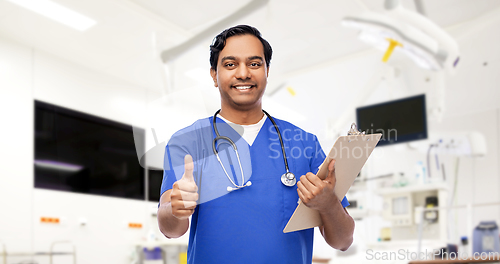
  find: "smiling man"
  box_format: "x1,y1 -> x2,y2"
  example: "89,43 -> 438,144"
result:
212,33 -> 268,123
157,25 -> 354,264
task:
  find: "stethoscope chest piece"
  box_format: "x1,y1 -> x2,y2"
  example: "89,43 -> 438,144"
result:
281,172 -> 296,187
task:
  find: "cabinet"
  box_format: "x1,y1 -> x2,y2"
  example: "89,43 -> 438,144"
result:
374,184 -> 449,243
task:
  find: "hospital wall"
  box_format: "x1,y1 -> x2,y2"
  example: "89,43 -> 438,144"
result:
0,35 -> 168,264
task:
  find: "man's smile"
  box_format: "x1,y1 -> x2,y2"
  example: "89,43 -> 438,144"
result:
232,84 -> 256,90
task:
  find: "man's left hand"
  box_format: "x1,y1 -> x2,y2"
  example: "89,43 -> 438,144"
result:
297,159 -> 337,212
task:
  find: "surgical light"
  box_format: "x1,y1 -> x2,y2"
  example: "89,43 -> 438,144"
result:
341,0 -> 459,72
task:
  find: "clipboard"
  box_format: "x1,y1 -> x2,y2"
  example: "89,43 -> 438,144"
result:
283,123 -> 382,233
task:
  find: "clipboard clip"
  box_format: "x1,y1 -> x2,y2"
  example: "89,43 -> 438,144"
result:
347,123 -> 365,136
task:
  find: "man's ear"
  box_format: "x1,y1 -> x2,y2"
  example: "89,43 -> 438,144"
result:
266,66 -> 270,77
210,68 -> 218,87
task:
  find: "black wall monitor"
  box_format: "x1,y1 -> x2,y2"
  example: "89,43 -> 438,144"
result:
35,100 -> 145,200
356,94 -> 427,147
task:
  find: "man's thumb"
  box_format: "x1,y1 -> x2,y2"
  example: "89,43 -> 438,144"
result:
326,159 -> 336,180
183,154 -> 194,181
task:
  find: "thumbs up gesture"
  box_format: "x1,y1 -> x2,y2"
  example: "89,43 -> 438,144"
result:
297,159 -> 337,213
170,155 -> 199,219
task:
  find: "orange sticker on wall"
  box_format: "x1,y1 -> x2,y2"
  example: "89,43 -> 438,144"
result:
128,223 -> 143,228
40,217 -> 60,224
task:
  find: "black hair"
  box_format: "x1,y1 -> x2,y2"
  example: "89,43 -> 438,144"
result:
210,25 -> 272,71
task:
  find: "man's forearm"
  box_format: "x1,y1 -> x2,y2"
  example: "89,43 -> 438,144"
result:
319,199 -> 355,251
157,202 -> 190,238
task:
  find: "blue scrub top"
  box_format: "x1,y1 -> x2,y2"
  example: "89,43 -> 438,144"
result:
161,116 -> 349,264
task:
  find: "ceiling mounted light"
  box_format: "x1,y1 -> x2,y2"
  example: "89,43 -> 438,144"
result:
6,0 -> 96,31
341,0 -> 459,72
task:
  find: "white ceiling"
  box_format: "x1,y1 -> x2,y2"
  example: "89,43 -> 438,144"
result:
127,0 -> 254,32
1,0 -> 499,94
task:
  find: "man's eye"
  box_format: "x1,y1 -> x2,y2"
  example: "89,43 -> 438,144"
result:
225,63 -> 235,67
250,63 -> 261,67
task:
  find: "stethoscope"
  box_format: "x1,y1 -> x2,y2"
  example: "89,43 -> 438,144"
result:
212,109 -> 296,192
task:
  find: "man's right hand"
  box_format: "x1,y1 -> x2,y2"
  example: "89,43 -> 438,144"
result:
170,154 -> 199,219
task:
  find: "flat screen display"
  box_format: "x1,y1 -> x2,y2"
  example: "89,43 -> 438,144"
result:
148,168 -> 163,202
356,94 -> 427,146
34,100 -> 145,200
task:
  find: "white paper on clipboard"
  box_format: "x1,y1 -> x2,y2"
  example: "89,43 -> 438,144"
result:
283,132 -> 382,233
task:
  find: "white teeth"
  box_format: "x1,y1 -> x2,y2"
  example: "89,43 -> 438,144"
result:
235,86 -> 252,90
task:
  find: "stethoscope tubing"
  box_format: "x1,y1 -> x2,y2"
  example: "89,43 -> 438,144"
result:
262,110 -> 291,174
212,109 -> 293,190
212,110 -> 290,173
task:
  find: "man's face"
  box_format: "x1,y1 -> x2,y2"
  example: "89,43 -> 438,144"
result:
210,34 -> 269,111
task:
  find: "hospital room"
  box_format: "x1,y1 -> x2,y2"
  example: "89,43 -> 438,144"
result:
1,0 -> 500,263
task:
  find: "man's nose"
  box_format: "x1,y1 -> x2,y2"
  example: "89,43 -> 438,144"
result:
235,65 -> 251,79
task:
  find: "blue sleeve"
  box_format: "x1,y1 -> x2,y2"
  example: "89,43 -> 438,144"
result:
341,196 -> 350,208
160,143 -> 186,197
160,124 -> 204,199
